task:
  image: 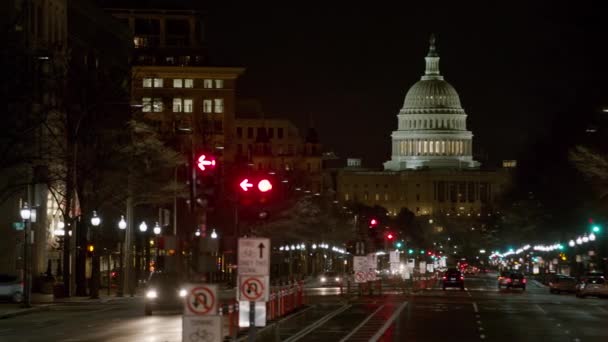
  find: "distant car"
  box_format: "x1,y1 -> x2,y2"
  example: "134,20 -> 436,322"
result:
319,272 -> 343,287
498,271 -> 526,290
548,275 -> 577,294
576,277 -> 608,298
0,274 -> 23,303
144,271 -> 187,315
442,269 -> 465,290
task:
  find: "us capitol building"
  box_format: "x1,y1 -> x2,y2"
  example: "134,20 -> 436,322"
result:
335,36 -> 512,217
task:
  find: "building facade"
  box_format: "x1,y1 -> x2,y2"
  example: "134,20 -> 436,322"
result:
336,36 -> 510,216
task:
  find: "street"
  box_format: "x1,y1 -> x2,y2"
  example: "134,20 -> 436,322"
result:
1,273 -> 608,341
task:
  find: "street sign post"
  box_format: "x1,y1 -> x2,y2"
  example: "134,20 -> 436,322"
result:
367,253 -> 377,281
182,284 -> 221,342
353,256 -> 368,284
238,238 -> 271,341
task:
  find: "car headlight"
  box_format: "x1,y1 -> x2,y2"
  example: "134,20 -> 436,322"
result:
146,289 -> 157,299
335,277 -> 340,282
179,289 -> 187,297
320,277 -> 326,282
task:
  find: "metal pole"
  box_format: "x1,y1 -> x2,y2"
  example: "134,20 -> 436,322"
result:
124,195 -> 134,296
117,240 -> 123,297
248,301 -> 256,341
22,218 -> 31,308
107,253 -> 111,296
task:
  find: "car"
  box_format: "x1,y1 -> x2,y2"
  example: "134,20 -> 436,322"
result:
498,271 -> 526,290
144,271 -> 187,315
0,274 -> 23,303
442,268 -> 465,290
576,277 -> 608,298
319,272 -> 343,287
548,274 -> 577,294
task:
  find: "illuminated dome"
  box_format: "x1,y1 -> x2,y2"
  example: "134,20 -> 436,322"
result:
384,35 -> 480,171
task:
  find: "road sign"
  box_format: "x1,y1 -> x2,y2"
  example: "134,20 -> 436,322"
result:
12,222 -> 24,231
184,284 -> 218,316
353,256 -> 367,272
390,250 -> 400,263
239,301 -> 266,327
354,271 -> 367,283
238,238 -> 270,276
238,276 -> 269,302
419,261 -> 427,274
183,315 -> 222,342
366,270 -> 376,282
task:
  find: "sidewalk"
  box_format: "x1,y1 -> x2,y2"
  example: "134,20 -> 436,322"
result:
0,290 -> 141,319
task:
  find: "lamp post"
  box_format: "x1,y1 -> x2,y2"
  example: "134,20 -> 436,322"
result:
138,221 -> 147,285
20,202 -> 32,308
90,211 -> 101,299
117,216 -> 126,297
153,222 -> 161,264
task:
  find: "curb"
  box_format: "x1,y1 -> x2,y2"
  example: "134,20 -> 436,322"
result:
0,305 -> 51,319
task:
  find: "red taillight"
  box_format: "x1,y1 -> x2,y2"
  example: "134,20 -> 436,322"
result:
111,272 -> 116,277
522,279 -> 527,284
442,276 -> 447,280
460,276 -> 464,280
506,278 -> 512,283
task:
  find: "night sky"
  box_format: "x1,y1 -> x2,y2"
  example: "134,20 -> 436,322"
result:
200,3 -> 607,172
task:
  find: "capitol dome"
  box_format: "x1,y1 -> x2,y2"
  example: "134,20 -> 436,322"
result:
384,35 -> 480,171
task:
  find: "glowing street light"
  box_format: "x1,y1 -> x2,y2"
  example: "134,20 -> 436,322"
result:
139,221 -> 148,232
569,239 -> 576,247
90,211 -> 101,227
589,233 -> 596,241
210,229 -> 218,239
153,222 -> 161,235
118,215 -> 127,230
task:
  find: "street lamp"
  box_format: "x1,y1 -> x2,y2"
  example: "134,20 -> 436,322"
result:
210,229 -> 218,239
139,221 -> 148,232
153,222 -> 161,235
153,222 -> 161,263
569,239 -> 576,247
117,215 -> 126,297
576,237 -> 583,245
19,202 -> 32,307
589,233 -> 596,241
90,211 -> 101,299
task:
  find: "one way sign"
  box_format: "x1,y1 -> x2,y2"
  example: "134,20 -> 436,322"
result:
238,238 -> 270,276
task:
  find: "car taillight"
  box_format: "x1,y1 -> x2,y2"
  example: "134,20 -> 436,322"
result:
442,276 -> 447,280
522,279 -> 527,284
460,276 -> 464,280
111,272 -> 116,277
506,278 -> 512,283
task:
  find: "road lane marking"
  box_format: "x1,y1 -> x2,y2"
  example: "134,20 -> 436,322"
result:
473,302 -> 479,313
535,304 -> 547,314
284,304 -> 352,342
339,304 -> 386,342
480,334 -> 486,339
369,302 -> 408,342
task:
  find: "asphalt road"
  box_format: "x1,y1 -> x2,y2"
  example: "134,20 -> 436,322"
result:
1,273 -> 607,341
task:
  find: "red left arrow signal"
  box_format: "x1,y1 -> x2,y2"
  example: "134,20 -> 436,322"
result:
239,179 -> 253,191
197,155 -> 216,171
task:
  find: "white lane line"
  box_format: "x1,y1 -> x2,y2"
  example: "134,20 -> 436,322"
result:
369,302 -> 408,342
285,304 -> 352,342
473,302 -> 479,313
339,304 -> 385,342
535,304 -> 547,314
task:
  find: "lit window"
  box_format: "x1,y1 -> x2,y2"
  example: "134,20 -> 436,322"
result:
214,99 -> 224,113
173,98 -> 183,112
184,99 -> 193,113
153,98 -> 163,112
153,78 -> 163,88
204,79 -> 213,88
173,79 -> 183,88
384,194 -> 389,201
184,79 -> 194,88
143,78 -> 152,88
142,97 -> 152,112
375,193 -> 380,201
215,79 -> 224,88
345,193 -> 350,201
203,100 -> 212,113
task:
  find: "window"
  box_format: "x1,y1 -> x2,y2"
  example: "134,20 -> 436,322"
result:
214,99 -> 224,113
143,78 -> 152,88
278,127 -> 284,139
375,194 -> 380,201
184,79 -> 194,88
237,144 -> 243,155
237,127 -> 243,138
247,127 -> 254,139
153,78 -> 163,87
215,79 -> 224,88
173,79 -> 183,88
184,99 -> 193,113
153,98 -> 163,112
268,128 -> 274,138
173,98 -> 183,112
203,100 -> 212,113
214,119 -> 223,132
204,79 -> 213,88
384,194 -> 389,201
142,97 -> 152,112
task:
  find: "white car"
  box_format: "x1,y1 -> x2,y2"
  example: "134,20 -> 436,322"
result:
0,274 -> 23,303
576,277 -> 608,298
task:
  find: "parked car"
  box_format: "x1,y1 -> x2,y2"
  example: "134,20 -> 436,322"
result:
0,274 -> 23,303
548,275 -> 577,294
144,271 -> 188,316
498,271 -> 526,290
442,268 -> 464,290
319,272 -> 343,287
576,277 -> 608,298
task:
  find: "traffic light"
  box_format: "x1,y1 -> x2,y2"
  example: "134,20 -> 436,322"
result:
408,249 -> 414,254
87,244 -> 94,252
237,174 -> 277,219
189,153 -> 218,211
195,153 -> 216,173
592,225 -> 601,233
395,241 -> 403,249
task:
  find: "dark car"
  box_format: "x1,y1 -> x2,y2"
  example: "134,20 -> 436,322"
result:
498,272 -> 526,290
0,274 -> 23,303
319,271 -> 343,287
548,274 -> 577,294
442,269 -> 465,290
144,271 -> 187,315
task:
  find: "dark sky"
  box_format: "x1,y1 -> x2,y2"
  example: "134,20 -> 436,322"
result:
200,3 -> 607,171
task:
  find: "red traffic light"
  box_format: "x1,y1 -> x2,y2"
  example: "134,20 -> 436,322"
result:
370,218 -> 378,227
387,233 -> 394,240
239,179 -> 254,191
258,179 -> 273,192
196,154 -> 216,172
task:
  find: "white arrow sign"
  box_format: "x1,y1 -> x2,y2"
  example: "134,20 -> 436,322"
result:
240,179 -> 253,191
197,155 -> 216,171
